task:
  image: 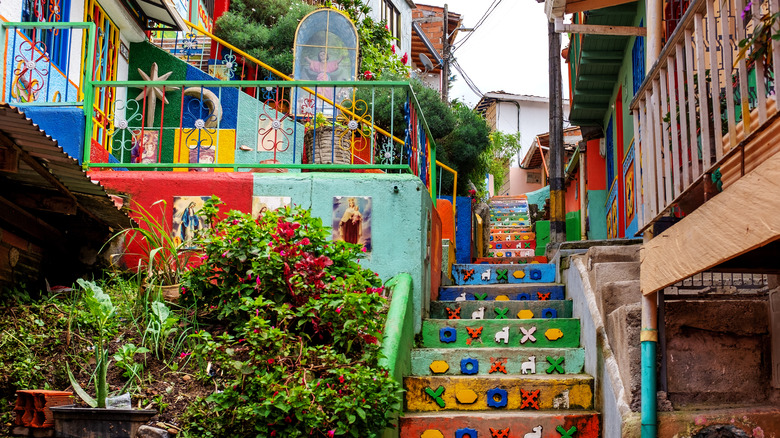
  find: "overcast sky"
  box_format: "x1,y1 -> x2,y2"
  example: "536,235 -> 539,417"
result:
417,0 -> 569,107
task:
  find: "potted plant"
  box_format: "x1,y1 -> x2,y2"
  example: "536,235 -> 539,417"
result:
109,200 -> 197,301
50,279 -> 155,438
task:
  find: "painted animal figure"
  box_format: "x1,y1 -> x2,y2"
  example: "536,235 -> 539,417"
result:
523,426 -> 542,438
455,292 -> 467,302
553,388 -> 570,409
481,269 -> 492,281
494,326 -> 510,344
521,355 -> 536,374
471,307 -> 485,320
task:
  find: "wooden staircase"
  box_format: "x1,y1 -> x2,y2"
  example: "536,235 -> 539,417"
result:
399,196 -> 601,437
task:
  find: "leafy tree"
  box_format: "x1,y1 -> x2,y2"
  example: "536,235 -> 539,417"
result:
437,102 -> 491,195
485,131 -> 522,194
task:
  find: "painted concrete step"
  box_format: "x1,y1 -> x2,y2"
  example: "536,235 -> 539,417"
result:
488,248 -> 536,258
491,228 -> 534,234
489,240 -> 536,250
410,347 -> 585,376
490,213 -> 529,220
451,263 -> 555,285
430,300 -> 572,319
474,256 -> 548,264
421,319 -> 580,349
400,410 -> 600,438
489,207 -> 529,214
491,220 -> 531,227
490,232 -> 535,242
438,283 -> 565,301
404,374 -> 594,411
438,283 -> 564,302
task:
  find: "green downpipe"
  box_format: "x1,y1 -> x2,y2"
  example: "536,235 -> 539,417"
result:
379,273 -> 414,438
641,336 -> 657,437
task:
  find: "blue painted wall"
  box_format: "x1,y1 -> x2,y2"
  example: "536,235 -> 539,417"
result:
20,106 -> 84,162
439,195 -> 472,264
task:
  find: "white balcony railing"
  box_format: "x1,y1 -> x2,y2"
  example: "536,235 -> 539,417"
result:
630,0 -> 780,231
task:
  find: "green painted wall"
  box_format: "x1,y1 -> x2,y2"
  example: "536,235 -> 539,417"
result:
588,189 -> 608,240
251,172 -> 433,333
535,220 -> 550,256
566,210 -> 581,241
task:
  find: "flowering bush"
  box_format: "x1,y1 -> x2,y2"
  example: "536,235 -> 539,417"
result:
180,197 -> 400,437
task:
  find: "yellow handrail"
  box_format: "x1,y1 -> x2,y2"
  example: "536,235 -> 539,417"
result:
182,20 -> 406,146
436,160 -> 457,216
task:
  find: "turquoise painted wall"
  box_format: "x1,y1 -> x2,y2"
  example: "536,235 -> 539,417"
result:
588,189 -> 608,240
252,172 -> 433,333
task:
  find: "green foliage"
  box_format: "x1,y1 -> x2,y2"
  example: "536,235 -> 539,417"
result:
214,0 -> 316,74
180,198 -> 399,437
112,343 -> 150,386
485,131 -> 523,194
437,102 -> 492,195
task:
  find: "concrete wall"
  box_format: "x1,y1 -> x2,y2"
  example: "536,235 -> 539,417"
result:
90,171 -> 434,333
508,167 -> 544,196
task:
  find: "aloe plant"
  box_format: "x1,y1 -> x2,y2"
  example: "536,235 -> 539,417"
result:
67,279 -> 116,408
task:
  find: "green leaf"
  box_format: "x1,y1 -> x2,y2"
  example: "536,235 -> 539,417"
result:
66,363 -> 97,408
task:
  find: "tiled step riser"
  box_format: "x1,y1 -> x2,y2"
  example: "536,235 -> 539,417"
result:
474,256 -> 548,264
488,249 -> 536,258
411,347 -> 585,376
452,263 -> 555,285
430,300 -> 572,319
489,240 -> 536,250
490,232 -> 535,242
422,319 -> 581,349
404,376 -> 594,411
438,284 -> 564,301
489,209 -> 529,215
491,221 -> 531,228
400,413 -> 600,437
490,214 -> 529,221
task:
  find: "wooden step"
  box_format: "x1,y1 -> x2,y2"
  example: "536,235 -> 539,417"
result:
451,263 -> 555,285
404,374 -> 594,411
410,347 -> 585,376
438,284 -> 564,301
430,300 -> 572,319
400,410 -> 600,437
421,319 -> 580,349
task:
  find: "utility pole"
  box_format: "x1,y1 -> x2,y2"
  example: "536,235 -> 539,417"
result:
442,3 -> 449,102
548,20 -> 565,244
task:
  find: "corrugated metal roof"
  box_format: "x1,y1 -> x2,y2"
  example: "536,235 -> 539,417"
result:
0,104 -> 131,230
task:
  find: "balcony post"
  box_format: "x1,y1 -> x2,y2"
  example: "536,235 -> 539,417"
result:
646,0 -> 663,70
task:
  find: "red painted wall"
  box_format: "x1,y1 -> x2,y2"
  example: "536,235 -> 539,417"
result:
616,87 -> 625,237
565,171 -> 580,213
586,138 -> 607,191
88,172 -> 254,268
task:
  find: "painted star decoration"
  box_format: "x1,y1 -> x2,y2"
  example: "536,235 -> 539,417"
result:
134,62 -> 179,126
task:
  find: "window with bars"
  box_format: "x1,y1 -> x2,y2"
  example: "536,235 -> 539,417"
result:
84,0 -> 119,150
606,116 -> 615,187
632,20 -> 645,95
21,0 -> 71,70
380,0 -> 402,46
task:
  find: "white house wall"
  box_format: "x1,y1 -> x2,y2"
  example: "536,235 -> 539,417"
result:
365,0 -> 412,66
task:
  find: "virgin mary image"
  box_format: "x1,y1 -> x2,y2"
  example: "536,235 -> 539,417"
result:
332,196 -> 372,253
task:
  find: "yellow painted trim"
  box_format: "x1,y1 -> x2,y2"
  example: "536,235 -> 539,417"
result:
640,329 -> 658,342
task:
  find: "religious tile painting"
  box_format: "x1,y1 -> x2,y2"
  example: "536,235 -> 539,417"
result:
607,195 -> 619,239
172,196 -> 211,249
332,196 -> 372,253
624,147 -> 636,225
252,196 -> 291,219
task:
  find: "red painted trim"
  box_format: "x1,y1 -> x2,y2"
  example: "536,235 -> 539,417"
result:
616,86 -> 625,238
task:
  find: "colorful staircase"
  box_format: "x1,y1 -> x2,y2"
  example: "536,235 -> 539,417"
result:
399,196 -> 600,437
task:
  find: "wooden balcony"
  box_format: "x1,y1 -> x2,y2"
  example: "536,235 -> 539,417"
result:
631,0 -> 780,293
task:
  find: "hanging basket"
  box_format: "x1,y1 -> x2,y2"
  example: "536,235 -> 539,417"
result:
304,126 -> 353,165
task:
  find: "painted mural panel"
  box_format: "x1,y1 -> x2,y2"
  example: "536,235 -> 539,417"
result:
172,196 -> 211,248
252,196 -> 291,219
623,141 -> 636,226
332,196 -> 371,253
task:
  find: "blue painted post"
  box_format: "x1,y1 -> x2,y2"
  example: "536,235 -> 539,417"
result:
641,292 -> 658,438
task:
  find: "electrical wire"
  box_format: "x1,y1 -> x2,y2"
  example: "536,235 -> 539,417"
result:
450,56 -> 483,97
451,0 -> 503,52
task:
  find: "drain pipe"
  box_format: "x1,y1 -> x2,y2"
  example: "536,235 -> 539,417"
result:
641,289 -> 658,437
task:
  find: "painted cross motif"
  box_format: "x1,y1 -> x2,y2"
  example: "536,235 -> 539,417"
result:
496,269 -> 508,281
494,307 -> 509,319
520,389 -> 540,410
465,326 -> 483,346
520,326 -> 537,344
524,242 -> 532,248
546,356 -> 565,374
446,307 -> 461,320
424,386 -> 446,408
489,427 -> 510,438
537,292 -> 551,301
463,269 -> 475,281
474,293 -> 488,300
556,425 -> 577,437
489,358 -> 507,374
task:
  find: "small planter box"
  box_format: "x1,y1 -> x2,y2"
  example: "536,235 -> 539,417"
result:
49,406 -> 156,438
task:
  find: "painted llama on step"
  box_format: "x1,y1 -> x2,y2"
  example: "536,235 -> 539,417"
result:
471,307 -> 485,320
481,269 -> 491,281
524,426 -> 542,438
553,388 -> 570,409
455,292 -> 467,302
494,326 -> 509,344
521,355 -> 536,374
